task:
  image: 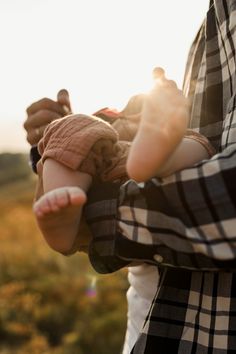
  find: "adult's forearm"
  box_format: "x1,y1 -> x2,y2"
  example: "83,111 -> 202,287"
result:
117,144 -> 236,270
86,144 -> 236,273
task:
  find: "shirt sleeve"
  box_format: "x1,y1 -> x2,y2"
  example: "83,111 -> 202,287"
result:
85,143 -> 236,273
29,145 -> 41,173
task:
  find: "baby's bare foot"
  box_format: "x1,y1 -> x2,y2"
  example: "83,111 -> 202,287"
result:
127,70 -> 189,182
33,186 -> 86,255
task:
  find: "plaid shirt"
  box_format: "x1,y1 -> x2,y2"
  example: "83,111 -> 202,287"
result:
85,0 -> 236,353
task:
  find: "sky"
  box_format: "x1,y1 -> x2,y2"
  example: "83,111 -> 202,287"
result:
0,0 -> 209,153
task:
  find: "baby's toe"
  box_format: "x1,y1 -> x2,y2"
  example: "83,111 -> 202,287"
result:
33,196 -> 51,217
54,188 -> 70,208
69,187 -> 87,205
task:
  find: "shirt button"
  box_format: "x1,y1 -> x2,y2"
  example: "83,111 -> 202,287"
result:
153,254 -> 163,263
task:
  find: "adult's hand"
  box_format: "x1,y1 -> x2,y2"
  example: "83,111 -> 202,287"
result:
23,89 -> 72,146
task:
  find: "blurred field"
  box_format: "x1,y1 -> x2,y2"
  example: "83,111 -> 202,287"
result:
0,154 -> 128,354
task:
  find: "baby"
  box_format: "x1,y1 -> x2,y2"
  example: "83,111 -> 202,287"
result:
33,68 -> 215,255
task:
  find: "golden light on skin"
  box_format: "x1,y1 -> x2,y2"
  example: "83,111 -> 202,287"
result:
0,0 -> 208,153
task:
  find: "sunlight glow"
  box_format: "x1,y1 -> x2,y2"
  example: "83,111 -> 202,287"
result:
0,0 -> 208,152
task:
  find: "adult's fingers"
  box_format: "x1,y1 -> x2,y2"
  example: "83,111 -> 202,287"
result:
24,110 -> 62,131
26,124 -> 49,145
57,89 -> 72,114
26,97 -> 66,116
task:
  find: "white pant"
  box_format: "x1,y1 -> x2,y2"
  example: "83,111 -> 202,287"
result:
122,265 -> 160,354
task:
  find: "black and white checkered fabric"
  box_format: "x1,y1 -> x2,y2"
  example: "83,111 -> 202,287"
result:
85,1 -> 236,352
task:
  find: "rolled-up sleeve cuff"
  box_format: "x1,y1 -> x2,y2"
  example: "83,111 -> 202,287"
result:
84,181 -> 130,273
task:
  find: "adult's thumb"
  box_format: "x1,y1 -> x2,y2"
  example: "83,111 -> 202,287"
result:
57,89 -> 72,114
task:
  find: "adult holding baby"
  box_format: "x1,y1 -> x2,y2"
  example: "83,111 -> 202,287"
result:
24,2 -> 236,353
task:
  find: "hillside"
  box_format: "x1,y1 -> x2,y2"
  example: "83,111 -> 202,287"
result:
0,153 -> 128,354
0,153 -> 32,186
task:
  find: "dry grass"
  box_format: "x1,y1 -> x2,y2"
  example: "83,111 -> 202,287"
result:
0,178 -> 128,354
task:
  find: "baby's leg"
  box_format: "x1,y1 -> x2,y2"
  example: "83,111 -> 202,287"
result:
33,158 -> 92,255
126,69 -> 189,182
